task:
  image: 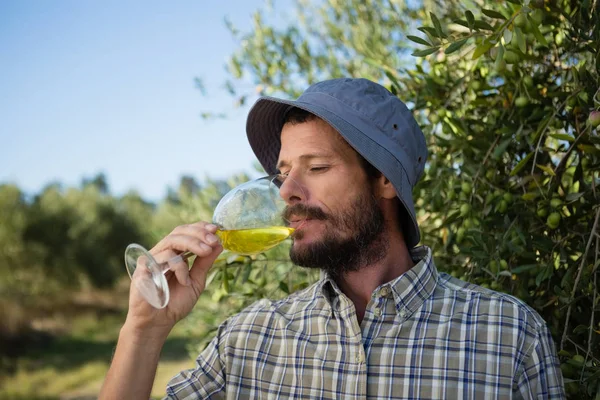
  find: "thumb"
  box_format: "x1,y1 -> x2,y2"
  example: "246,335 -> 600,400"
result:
188,244 -> 223,288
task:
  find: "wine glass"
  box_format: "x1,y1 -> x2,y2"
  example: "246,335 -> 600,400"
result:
124,174 -> 304,309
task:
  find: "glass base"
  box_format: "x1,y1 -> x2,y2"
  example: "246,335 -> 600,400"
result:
124,244 -> 169,309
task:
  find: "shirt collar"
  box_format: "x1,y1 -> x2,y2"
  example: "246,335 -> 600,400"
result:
318,246 -> 438,315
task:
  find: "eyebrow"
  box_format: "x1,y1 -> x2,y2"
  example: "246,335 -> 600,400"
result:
276,153 -> 334,170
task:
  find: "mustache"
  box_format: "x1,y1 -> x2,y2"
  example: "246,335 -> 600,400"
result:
282,203 -> 328,222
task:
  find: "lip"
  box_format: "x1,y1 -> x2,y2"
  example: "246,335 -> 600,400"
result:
289,218 -> 312,230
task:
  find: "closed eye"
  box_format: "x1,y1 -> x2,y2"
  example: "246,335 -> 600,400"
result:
310,166 -> 329,172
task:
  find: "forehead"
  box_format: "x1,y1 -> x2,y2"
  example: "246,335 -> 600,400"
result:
277,118 -> 359,164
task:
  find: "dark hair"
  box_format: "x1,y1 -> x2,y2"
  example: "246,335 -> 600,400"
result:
283,107 -> 381,179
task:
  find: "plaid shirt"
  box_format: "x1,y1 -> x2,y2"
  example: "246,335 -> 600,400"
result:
165,246 -> 565,399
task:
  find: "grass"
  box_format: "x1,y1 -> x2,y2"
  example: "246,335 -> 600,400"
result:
0,287 -> 203,400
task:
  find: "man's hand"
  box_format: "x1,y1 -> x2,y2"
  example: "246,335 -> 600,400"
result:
99,221 -> 222,400
126,221 -> 223,337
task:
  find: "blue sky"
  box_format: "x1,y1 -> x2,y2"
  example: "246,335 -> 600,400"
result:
0,0 -> 292,200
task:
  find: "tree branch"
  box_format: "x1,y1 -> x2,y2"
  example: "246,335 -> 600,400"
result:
561,207 -> 600,350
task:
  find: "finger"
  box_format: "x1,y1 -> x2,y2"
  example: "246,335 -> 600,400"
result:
151,234 -> 215,259
131,255 -> 154,280
152,222 -> 212,251
189,244 -> 223,289
172,222 -> 220,246
155,249 -> 192,287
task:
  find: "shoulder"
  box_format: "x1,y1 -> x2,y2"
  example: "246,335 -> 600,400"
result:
219,280 -> 328,334
434,272 -> 547,334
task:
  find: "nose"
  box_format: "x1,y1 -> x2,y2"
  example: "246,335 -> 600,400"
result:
277,173 -> 305,205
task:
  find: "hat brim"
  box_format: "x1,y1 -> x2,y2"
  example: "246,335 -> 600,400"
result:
246,96 -> 421,248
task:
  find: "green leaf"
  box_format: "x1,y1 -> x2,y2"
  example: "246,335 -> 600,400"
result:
536,265 -> 553,286
536,164 -> 556,176
418,26 -> 442,39
279,281 -> 290,294
515,27 -> 527,53
412,47 -> 439,57
510,153 -> 533,176
549,133 -> 575,142
384,71 -> 402,92
533,114 -> 553,140
430,12 -> 447,38
494,45 -> 505,70
573,325 -> 588,334
406,35 -> 432,46
222,271 -> 230,293
472,40 -> 494,59
474,20 -> 495,31
482,9 -> 507,20
565,192 -> 584,202
241,263 -> 252,283
512,264 -> 538,274
445,38 -> 469,54
454,19 -> 470,29
578,144 -> 600,154
528,15 -> 548,46
465,10 -> 475,29
503,28 -> 513,45
493,138 -> 512,159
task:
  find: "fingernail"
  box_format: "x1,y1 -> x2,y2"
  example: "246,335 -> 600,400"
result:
206,233 -> 218,243
185,277 -> 192,286
201,243 -> 212,252
206,224 -> 217,230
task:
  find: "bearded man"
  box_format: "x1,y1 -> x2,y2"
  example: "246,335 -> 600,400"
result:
100,78 -> 565,399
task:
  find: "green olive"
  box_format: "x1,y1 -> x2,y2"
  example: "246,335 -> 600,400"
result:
498,199 -> 508,213
546,212 -> 561,229
515,96 -> 529,107
550,198 -> 562,208
456,227 -> 466,243
503,50 -> 521,65
588,111 -> 600,127
461,182 -> 472,194
460,203 -> 472,216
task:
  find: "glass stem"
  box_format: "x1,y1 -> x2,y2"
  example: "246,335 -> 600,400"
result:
160,251 -> 195,275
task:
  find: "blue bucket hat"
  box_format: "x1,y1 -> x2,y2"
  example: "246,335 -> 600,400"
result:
246,78 -> 427,248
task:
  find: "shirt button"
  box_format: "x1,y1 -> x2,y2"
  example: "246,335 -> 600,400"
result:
355,352 -> 364,363
399,308 -> 407,318
374,307 -> 382,317
380,286 -> 390,297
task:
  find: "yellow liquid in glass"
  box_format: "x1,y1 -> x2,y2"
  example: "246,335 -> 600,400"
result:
216,226 -> 295,255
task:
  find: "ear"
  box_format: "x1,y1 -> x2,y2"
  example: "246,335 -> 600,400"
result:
375,174 -> 397,200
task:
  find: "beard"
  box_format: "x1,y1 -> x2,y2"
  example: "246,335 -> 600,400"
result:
283,191 -> 389,280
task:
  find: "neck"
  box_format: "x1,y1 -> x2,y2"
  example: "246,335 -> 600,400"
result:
335,229 -> 414,323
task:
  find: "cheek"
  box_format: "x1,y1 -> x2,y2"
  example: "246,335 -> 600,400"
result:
305,176 -> 350,213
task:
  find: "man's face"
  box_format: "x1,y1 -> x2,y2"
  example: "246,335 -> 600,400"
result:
277,118 -> 388,277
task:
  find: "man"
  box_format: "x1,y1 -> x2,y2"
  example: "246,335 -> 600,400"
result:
100,78 -> 565,399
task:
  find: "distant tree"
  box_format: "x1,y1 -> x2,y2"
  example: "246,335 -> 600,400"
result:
82,172 -> 109,194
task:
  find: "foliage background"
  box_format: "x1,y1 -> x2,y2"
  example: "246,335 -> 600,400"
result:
1,0 -> 598,398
